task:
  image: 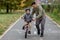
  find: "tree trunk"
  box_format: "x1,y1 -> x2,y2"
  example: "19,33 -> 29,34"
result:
6,3 -> 9,13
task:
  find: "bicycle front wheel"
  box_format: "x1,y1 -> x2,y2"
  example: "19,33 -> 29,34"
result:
25,29 -> 28,38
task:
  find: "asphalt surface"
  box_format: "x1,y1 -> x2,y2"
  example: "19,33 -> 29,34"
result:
0,16 -> 60,40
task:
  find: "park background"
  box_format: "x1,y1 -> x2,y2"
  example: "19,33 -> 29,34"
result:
0,0 -> 60,36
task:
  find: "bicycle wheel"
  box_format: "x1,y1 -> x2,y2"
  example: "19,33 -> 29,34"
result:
25,29 -> 28,38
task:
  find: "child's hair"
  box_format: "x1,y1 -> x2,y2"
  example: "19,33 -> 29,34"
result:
31,2 -> 36,6
25,8 -> 30,12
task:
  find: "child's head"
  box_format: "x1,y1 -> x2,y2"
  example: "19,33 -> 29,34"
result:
25,9 -> 30,14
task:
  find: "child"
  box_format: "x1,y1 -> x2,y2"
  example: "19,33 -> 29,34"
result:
22,8 -> 33,34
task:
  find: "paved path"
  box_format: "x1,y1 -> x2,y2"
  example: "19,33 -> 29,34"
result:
0,16 -> 60,40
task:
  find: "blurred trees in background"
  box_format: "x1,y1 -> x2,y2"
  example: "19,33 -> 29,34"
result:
42,0 -> 60,13
19,0 -> 34,9
42,5 -> 60,15
0,0 -> 34,13
0,0 -> 22,13
42,0 -> 60,22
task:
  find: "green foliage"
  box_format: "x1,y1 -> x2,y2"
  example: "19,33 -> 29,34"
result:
21,0 -> 34,9
0,0 -> 22,10
42,4 -> 60,13
43,4 -> 60,25
0,0 -> 34,12
53,8 -> 59,14
42,5 -> 51,12
0,12 -> 23,35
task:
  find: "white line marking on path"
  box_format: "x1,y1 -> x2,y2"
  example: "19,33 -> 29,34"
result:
0,15 -> 24,39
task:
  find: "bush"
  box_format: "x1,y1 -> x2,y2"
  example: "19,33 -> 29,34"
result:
53,8 -> 59,14
42,5 -> 51,12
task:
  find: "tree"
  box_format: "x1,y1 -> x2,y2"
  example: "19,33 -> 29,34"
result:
0,0 -> 35,13
24,0 -> 34,7
20,0 -> 34,9
0,0 -> 22,13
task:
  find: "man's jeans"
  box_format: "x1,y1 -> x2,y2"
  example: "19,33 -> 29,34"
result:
36,16 -> 46,35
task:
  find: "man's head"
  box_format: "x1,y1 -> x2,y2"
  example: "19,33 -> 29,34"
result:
25,9 -> 30,14
31,2 -> 37,8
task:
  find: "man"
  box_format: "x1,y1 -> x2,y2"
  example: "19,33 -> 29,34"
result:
31,2 -> 46,37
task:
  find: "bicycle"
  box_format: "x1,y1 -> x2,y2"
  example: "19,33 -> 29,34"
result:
23,22 -> 30,38
21,17 -> 35,38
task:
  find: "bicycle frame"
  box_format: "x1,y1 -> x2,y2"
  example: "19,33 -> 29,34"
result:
25,22 -> 29,38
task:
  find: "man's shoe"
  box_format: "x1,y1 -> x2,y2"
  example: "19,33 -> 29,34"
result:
37,30 -> 40,35
40,33 -> 44,37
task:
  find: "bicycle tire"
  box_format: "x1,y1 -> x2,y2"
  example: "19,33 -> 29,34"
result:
25,29 -> 28,38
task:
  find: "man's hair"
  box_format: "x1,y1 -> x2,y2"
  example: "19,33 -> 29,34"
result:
31,2 -> 36,6
25,8 -> 30,12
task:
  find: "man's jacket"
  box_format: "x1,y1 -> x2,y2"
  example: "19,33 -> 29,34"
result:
31,5 -> 44,20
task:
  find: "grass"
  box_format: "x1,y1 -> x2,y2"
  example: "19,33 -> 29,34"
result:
42,5 -> 60,25
0,12 -> 24,35
47,13 -> 60,25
